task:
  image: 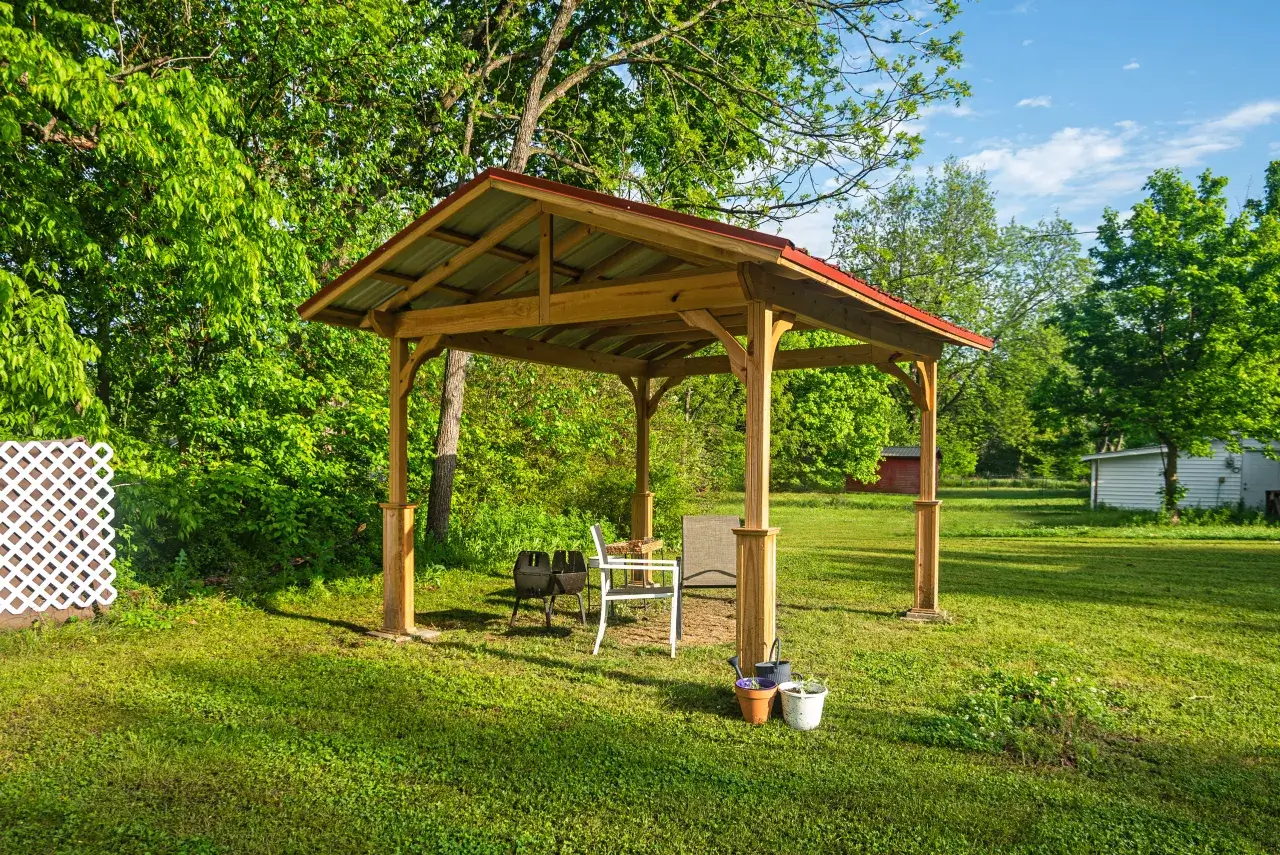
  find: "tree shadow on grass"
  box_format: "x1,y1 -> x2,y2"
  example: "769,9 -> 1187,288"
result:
436,640 -> 736,718
34,650 -> 1275,854
822,540 -> 1280,614
260,605 -> 370,634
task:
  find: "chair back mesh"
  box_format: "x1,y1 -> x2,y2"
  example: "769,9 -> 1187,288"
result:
680,515 -> 739,588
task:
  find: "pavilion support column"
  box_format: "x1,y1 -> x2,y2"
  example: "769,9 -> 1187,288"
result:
735,298 -> 791,673
905,358 -> 946,623
630,376 -> 654,542
373,336 -> 440,641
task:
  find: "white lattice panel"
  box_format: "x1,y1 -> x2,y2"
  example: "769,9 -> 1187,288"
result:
1,440 -> 116,616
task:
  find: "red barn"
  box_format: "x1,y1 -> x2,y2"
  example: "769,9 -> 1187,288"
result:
845,446 -> 942,494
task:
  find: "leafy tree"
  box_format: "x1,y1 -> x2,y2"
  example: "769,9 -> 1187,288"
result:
830,159 -> 1090,475
1,1 -> 297,438
1045,166 -> 1280,518
772,331 -> 895,489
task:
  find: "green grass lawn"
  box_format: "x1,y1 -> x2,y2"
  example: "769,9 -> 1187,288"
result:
3,488 -> 1279,854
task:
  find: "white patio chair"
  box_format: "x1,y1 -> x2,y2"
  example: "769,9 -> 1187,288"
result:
589,524 -> 680,657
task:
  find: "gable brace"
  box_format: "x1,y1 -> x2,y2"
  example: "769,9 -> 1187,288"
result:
678,309 -> 747,382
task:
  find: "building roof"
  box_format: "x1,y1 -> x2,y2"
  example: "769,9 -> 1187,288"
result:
1081,439 -> 1277,462
297,169 -> 993,376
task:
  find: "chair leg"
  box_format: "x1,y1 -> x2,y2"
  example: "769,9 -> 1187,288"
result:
509,597 -> 521,628
668,594 -> 678,658
593,597 -> 609,655
576,593 -> 586,625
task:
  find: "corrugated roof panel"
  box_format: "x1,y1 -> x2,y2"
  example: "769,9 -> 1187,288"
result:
443,188 -> 529,237
442,252 -> 519,292
332,277 -> 402,312
384,236 -> 462,280
609,247 -> 675,279
556,230 -> 632,270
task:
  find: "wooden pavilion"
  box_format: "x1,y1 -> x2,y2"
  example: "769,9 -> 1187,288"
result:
297,169 -> 993,670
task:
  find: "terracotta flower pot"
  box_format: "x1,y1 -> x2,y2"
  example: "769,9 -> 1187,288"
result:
734,678 -> 778,725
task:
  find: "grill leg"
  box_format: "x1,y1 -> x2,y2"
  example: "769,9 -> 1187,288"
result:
544,596 -> 554,628
509,597 -> 520,628
576,593 -> 586,625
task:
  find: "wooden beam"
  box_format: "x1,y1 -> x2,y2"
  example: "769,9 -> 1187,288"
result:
578,241 -> 647,283
648,376 -> 681,410
770,312 -> 795,352
775,255 -> 970,345
314,307 -> 365,328
432,226 -> 578,278
751,271 -> 943,358
649,343 -> 905,378
472,222 -> 592,302
735,298 -> 784,673
875,361 -> 928,411
678,309 -> 747,382
557,265 -> 732,296
441,331 -> 647,376
398,335 -> 444,397
906,358 -> 943,621
538,197 -> 767,268
300,177 -> 493,319
914,359 -> 934,409
393,268 -> 744,338
538,213 -> 553,323
382,336 -> 414,635
368,269 -> 472,300
366,310 -> 397,338
382,201 -> 541,311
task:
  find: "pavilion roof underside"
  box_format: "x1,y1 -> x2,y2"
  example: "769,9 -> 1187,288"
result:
300,171 -> 993,373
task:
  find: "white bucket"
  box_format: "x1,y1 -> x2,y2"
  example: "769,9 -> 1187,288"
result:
778,682 -> 828,731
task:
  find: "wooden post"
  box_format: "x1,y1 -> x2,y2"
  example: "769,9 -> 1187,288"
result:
905,358 -> 945,622
373,336 -> 438,641
631,376 -> 654,541
735,297 -> 791,671
538,212 -> 552,324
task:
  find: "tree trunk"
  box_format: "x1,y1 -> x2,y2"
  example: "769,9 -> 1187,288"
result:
427,0 -> 575,544
427,348 -> 469,541
1162,440 -> 1181,523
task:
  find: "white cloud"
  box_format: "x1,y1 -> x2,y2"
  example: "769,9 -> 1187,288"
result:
958,99 -> 1280,217
1123,60 -> 1140,71
1021,39 -> 1034,46
1201,100 -> 1280,132
1016,95 -> 1053,108
963,127 -> 1130,196
920,103 -> 976,118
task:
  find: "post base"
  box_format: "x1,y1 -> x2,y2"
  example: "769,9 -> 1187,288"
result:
733,526 -> 780,675
901,608 -> 950,624
366,627 -> 442,643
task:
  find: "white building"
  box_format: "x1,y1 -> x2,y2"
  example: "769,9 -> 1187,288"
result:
1081,439 -> 1280,512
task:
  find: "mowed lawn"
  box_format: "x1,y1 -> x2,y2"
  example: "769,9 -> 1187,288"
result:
2,489 -> 1279,854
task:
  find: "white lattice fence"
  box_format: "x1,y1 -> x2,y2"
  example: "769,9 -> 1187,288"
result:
1,440 -> 117,620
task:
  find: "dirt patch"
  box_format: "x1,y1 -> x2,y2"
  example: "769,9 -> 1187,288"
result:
609,589 -> 735,647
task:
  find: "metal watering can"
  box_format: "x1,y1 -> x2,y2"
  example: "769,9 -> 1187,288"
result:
754,637 -> 791,687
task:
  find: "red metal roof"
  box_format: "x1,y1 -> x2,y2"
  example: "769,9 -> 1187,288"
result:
299,167 -> 994,351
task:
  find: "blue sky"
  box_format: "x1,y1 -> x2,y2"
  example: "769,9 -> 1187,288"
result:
789,0 -> 1280,256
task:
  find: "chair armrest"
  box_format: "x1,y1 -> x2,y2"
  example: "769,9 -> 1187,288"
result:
603,557 -> 679,569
